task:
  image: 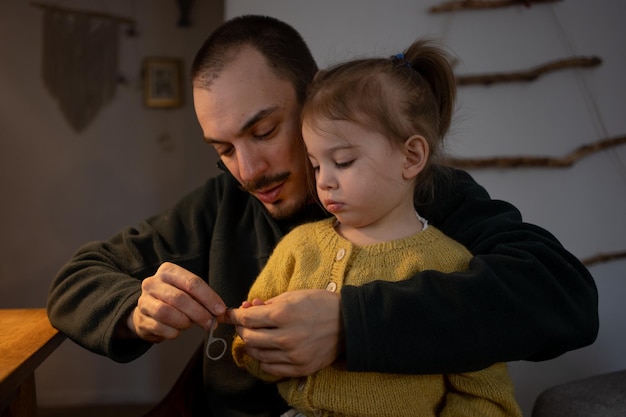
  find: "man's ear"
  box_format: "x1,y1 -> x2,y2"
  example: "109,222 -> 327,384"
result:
402,135 -> 428,180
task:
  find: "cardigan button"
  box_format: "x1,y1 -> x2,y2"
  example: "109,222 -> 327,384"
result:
325,282 -> 337,292
336,248 -> 346,261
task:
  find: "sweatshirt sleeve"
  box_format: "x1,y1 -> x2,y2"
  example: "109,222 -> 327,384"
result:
46,182 -> 217,363
341,167 -> 598,374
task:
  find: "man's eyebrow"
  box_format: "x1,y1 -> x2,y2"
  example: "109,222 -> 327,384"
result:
205,106 -> 280,144
240,106 -> 280,132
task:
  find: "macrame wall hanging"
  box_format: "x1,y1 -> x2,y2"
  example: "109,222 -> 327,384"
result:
33,2 -> 135,132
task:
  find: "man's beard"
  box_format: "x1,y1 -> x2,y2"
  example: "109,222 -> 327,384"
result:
240,171 -> 309,220
266,191 -> 310,220
240,171 -> 290,195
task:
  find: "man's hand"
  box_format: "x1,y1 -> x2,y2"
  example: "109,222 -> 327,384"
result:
125,262 -> 226,343
225,289 -> 343,377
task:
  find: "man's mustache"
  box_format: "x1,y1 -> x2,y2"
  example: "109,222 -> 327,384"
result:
240,172 -> 290,194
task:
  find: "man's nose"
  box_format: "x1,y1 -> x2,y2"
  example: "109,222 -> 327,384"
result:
237,147 -> 268,182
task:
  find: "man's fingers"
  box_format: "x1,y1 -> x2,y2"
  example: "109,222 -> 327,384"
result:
130,305 -> 181,342
247,345 -> 324,378
137,289 -> 194,330
244,346 -> 290,364
225,304 -> 278,328
130,262 -> 229,342
153,262 -> 226,329
227,289 -> 342,377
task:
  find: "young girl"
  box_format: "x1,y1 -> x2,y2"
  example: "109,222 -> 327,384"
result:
232,39 -> 522,417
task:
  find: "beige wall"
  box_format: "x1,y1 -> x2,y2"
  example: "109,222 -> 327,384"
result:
0,0 -> 223,406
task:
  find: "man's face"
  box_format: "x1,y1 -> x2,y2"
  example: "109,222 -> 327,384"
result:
193,48 -> 312,219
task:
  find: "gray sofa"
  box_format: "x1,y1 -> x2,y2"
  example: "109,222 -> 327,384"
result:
532,370 -> 626,416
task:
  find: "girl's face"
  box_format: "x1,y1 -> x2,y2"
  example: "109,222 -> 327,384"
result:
303,118 -> 418,237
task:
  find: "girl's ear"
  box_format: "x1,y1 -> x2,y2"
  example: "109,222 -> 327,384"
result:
402,135 -> 428,180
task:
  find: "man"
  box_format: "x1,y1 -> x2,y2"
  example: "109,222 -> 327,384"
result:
47,15 -> 598,416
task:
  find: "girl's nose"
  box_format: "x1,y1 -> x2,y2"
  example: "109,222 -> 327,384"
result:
316,166 -> 337,190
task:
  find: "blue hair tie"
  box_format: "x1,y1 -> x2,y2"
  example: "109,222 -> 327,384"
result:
391,53 -> 411,68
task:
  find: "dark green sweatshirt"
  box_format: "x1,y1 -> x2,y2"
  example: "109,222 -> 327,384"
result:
47,167 -> 598,416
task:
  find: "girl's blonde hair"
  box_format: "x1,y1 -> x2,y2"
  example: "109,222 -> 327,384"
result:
302,39 -> 456,202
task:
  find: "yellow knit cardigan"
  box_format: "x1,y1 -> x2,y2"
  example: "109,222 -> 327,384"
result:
232,218 -> 522,417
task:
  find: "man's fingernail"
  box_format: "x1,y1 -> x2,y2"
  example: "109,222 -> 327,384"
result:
214,304 -> 226,315
205,318 -> 214,331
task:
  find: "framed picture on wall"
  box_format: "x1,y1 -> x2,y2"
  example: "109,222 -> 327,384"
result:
143,57 -> 183,108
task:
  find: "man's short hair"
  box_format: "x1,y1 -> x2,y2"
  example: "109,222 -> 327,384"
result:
191,15 -> 318,104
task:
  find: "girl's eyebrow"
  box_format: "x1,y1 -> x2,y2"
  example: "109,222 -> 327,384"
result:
309,144 -> 354,158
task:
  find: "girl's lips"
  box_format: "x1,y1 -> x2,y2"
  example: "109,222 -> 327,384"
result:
324,200 -> 344,213
255,183 -> 284,204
